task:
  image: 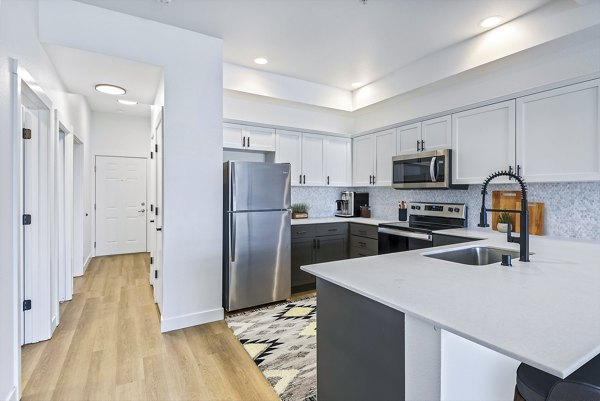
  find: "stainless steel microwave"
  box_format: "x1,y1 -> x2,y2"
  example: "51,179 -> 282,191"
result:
392,149 -> 466,189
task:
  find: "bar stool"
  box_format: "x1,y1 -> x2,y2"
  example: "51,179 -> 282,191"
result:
514,353 -> 600,401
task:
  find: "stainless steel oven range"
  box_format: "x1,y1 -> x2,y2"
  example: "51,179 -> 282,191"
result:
378,202 -> 467,254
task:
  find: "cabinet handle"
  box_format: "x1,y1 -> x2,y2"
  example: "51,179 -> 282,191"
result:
248,137 -> 251,148
508,165 -> 513,181
372,175 -> 376,185
517,165 -> 521,177
328,228 -> 337,232
313,239 -> 316,248
369,175 -> 372,185
296,231 -> 307,235
358,241 -> 366,247
327,176 -> 330,185
359,230 -> 366,235
242,136 -> 246,147
303,175 -> 306,184
421,140 -> 425,151
299,174 -> 302,184
416,139 -> 421,152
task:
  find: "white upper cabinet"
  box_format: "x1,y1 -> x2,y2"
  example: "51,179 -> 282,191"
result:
301,133 -> 326,186
223,123 -> 244,149
396,123 -> 421,155
516,79 -> 600,182
374,129 -> 397,186
275,130 -> 302,186
325,136 -> 351,186
353,135 -> 375,186
245,126 -> 276,151
223,123 -> 275,151
421,115 -> 451,152
452,100 -> 516,185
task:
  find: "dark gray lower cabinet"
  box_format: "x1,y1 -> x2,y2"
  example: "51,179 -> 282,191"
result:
317,278 -> 405,401
291,223 -> 348,292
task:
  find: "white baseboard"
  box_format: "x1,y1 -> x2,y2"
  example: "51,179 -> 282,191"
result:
82,251 -> 93,275
160,307 -> 224,333
4,386 -> 17,401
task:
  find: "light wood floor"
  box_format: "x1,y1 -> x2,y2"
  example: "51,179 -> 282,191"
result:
21,253 -> 280,401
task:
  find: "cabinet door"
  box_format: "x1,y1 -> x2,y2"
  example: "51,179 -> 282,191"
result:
223,123 -> 244,149
325,136 -> 351,186
276,130 -> 303,186
301,133 -> 326,186
374,129 -> 396,186
516,80 -> 600,182
422,115 -> 451,152
452,100 -> 516,185
314,235 -> 348,263
353,135 -> 375,186
245,126 -> 275,151
291,237 -> 316,289
396,122 -> 421,155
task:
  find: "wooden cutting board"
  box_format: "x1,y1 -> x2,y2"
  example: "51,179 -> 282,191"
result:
491,190 -> 544,235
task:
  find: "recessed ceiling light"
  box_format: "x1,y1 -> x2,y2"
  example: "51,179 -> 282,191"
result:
479,16 -> 503,28
95,84 -> 126,95
118,99 -> 138,105
254,57 -> 268,65
351,82 -> 364,88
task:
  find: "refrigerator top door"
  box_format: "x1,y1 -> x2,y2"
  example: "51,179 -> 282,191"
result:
227,161 -> 291,212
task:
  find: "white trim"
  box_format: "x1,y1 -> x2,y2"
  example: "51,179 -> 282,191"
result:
3,386 -> 17,401
160,308 -> 224,333
82,251 -> 93,275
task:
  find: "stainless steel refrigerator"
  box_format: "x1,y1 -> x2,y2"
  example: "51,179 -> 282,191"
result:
223,161 -> 292,311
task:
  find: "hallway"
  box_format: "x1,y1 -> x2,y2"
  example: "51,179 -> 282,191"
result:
21,253 -> 279,401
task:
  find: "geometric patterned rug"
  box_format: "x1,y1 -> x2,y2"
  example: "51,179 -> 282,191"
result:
225,298 -> 317,401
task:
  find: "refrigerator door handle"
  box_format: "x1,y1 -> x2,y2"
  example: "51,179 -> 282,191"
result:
230,213 -> 236,262
231,163 -> 237,211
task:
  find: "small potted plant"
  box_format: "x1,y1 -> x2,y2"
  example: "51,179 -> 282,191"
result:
497,212 -> 512,233
291,203 -> 309,219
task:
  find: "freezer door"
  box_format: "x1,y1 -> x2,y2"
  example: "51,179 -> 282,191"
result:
226,210 -> 291,311
227,161 -> 291,211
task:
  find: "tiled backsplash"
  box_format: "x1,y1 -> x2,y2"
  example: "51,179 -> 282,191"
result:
292,182 -> 600,240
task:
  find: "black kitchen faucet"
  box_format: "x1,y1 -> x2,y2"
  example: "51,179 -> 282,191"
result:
478,170 -> 530,262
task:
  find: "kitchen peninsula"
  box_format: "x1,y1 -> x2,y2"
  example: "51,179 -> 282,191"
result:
302,228 -> 600,400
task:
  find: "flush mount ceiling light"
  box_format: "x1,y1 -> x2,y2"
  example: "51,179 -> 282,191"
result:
95,84 -> 126,95
479,16 -> 504,28
351,82 -> 364,88
118,99 -> 138,105
254,57 -> 268,65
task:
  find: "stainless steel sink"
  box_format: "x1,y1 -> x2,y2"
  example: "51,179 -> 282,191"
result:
424,246 -> 526,266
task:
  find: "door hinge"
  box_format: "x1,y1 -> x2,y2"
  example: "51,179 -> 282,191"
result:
155,144 -> 158,152
22,214 -> 31,225
23,299 -> 32,311
150,151 -> 154,159
154,270 -> 158,279
22,128 -> 32,139
150,257 -> 154,265
94,241 -> 96,248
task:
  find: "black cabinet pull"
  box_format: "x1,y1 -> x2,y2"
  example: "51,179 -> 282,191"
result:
299,174 -> 302,184
369,175 -> 372,185
242,136 -> 246,147
416,139 -> 421,151
327,176 -> 330,185
508,165 -> 513,181
303,175 -> 306,184
248,137 -> 251,148
372,175 -> 376,185
517,165 -> 521,177
296,231 -> 307,235
421,140 -> 425,151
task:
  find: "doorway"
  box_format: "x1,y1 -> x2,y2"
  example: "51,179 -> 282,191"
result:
95,156 -> 147,256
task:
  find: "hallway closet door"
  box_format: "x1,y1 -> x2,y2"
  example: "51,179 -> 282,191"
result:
95,156 -> 147,256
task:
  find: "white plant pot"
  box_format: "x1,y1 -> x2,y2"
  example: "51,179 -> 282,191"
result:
497,223 -> 509,233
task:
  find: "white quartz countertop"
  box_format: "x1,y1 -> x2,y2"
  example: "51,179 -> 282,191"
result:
291,216 -> 392,226
302,227 -> 600,378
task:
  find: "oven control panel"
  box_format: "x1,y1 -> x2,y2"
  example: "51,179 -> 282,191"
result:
408,202 -> 466,219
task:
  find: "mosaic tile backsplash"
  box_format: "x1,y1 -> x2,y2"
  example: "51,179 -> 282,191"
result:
291,182 -> 600,241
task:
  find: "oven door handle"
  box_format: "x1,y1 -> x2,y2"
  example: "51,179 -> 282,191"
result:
378,228 -> 432,241
430,156 -> 437,182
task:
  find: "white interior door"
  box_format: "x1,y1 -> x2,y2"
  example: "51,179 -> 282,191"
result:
95,156 -> 147,256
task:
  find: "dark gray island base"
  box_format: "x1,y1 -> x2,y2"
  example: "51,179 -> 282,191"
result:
317,278 -> 406,401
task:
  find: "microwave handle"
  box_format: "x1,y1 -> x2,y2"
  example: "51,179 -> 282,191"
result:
430,156 -> 437,182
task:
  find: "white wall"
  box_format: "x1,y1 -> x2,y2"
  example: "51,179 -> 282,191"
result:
39,0 -> 224,333
0,1 -> 92,399
224,89 -> 354,135
91,111 -> 150,158
354,28 -> 600,133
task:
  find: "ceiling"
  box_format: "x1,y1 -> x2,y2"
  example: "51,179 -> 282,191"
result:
44,44 -> 163,117
77,0 -> 550,91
